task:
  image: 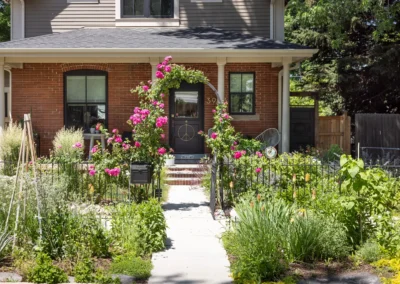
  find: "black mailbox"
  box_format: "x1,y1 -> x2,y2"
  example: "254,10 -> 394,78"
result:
130,163 -> 153,184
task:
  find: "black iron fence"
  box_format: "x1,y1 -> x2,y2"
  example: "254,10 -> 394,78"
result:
209,154 -> 400,214
0,160 -> 162,203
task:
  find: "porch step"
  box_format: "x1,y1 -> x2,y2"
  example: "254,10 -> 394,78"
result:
165,164 -> 210,186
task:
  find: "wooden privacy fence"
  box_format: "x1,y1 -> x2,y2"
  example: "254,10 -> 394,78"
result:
317,113 -> 351,154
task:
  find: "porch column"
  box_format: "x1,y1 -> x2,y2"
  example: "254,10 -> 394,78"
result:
0,58 -> 4,133
150,57 -> 159,81
281,58 -> 292,153
217,58 -> 226,103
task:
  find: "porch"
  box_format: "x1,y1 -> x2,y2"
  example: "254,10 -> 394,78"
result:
0,27 -> 317,156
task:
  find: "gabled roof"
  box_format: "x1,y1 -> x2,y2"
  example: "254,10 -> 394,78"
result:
0,27 -> 311,50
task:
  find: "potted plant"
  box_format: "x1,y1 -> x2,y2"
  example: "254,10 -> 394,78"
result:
90,125 -> 96,134
165,153 -> 175,166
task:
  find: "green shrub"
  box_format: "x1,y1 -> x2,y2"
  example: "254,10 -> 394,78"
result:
27,253 -> 68,284
355,240 -> 382,263
110,255 -> 153,279
52,127 -> 84,161
322,144 -> 343,162
111,199 -> 166,256
73,258 -> 95,283
224,197 -> 350,282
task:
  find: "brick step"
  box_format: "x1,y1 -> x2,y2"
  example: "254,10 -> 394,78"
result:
166,170 -> 208,179
166,165 -> 210,172
166,178 -> 203,186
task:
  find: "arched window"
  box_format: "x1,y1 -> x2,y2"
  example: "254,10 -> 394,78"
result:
64,70 -> 108,132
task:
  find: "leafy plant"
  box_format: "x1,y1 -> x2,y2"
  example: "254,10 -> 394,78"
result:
354,240 -> 382,263
0,230 -> 11,259
73,258 -> 95,283
27,253 -> 68,284
110,255 -> 153,279
0,122 -> 23,175
111,199 -> 167,256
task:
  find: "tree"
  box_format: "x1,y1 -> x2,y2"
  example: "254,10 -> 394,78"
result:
0,0 -> 10,42
285,0 -> 400,116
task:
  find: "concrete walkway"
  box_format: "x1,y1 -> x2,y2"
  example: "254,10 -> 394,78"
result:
149,185 -> 232,284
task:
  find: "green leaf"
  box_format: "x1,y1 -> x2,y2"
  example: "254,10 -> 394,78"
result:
357,159 -> 365,169
340,155 -> 348,167
348,166 -> 359,178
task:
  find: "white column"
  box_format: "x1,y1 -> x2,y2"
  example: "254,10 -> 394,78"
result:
281,58 -> 292,153
0,59 -> 5,132
217,57 -> 226,103
149,57 -> 159,81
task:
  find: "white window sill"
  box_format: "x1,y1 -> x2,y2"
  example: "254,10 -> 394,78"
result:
231,114 -> 260,121
115,18 -> 180,27
191,0 -> 222,2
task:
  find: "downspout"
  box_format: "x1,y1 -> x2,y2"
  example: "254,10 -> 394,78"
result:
270,0 -> 275,39
278,62 -> 300,152
21,0 -> 25,38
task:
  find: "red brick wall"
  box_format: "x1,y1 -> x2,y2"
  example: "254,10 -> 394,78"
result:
11,62 -> 279,156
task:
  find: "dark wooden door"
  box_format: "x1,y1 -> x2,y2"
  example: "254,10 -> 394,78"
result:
290,107 -> 315,152
169,82 -> 204,154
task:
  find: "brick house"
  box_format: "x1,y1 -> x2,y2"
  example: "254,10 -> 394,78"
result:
0,0 -> 316,161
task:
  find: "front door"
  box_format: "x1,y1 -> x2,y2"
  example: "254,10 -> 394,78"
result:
169,82 -> 204,154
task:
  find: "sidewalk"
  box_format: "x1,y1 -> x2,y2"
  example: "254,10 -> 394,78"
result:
149,185 -> 232,284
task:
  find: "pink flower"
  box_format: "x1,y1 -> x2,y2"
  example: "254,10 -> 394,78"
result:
212,109 -> 216,113
157,63 -> 164,70
112,129 -> 118,134
231,146 -> 236,151
134,141 -> 141,148
162,60 -> 168,65
219,118 -> 223,122
152,100 -> 158,106
234,141 -> 238,146
130,114 -> 142,125
156,71 -> 165,79
105,167 -> 121,177
141,109 -> 150,116
142,85 -> 149,92
57,145 -> 62,149
158,147 -> 167,155
107,137 -> 114,144
91,145 -> 98,154
89,165 -> 95,170
159,103 -> 165,109
223,114 -> 230,119
164,55 -> 173,62
89,170 -> 96,176
134,107 -> 141,114
72,142 -> 82,149
256,168 -> 262,173
164,65 -> 172,73
234,151 -> 242,159
148,80 -> 153,85
198,130 -> 204,135
160,93 -> 165,98
256,151 -> 263,158
160,134 -> 165,139
123,143 -> 131,151
155,116 -> 168,128
211,132 -> 218,139
114,136 -> 123,143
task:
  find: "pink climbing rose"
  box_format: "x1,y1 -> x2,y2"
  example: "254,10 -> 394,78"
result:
107,137 -> 114,145
91,145 -> 98,154
160,134 -> 165,139
158,147 -> 167,155
114,136 -> 123,143
156,71 -> 165,79
165,55 -> 173,61
134,141 -> 141,148
156,116 -> 168,128
211,132 -> 218,139
160,93 -> 165,98
142,85 -> 149,92
105,167 -> 121,177
112,129 -> 118,134
164,65 -> 172,73
256,168 -> 262,173
89,170 -> 96,176
122,143 -> 131,151
159,103 -> 165,109
72,142 -> 82,149
234,151 -> 242,159
256,151 -> 263,158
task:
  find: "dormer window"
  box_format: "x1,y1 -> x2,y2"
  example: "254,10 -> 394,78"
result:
122,0 -> 174,18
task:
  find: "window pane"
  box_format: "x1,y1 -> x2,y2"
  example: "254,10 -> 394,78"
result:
231,93 -> 253,113
66,104 -> 85,129
242,74 -> 254,92
87,104 -> 106,127
175,91 -> 198,118
230,74 -> 241,92
87,76 -> 106,103
134,0 -> 145,16
150,0 -> 173,17
123,0 -> 134,15
67,76 -> 85,103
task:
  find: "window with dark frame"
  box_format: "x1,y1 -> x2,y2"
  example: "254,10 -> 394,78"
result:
4,92 -> 7,118
229,72 -> 255,114
122,0 -> 174,18
64,70 -> 107,132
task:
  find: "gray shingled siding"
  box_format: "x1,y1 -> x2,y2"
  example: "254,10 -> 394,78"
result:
24,0 -> 270,38
180,0 -> 270,37
25,0 -> 115,38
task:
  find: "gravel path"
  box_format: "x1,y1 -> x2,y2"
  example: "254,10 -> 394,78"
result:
149,185 -> 232,284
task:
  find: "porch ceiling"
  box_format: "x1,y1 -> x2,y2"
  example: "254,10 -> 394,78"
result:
0,27 -> 317,63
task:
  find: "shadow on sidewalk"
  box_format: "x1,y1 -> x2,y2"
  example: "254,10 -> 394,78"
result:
162,202 -> 209,211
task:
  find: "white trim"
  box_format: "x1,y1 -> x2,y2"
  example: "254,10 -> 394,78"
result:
281,57 -> 292,153
115,0 -> 121,19
116,18 -> 180,27
217,57 -> 226,102
174,0 -> 179,18
10,0 -> 25,40
231,114 -> 260,121
67,0 -> 98,3
270,0 -> 275,39
0,59 -> 4,131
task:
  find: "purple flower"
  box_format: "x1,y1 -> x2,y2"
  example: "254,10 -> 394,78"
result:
156,71 -> 165,79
